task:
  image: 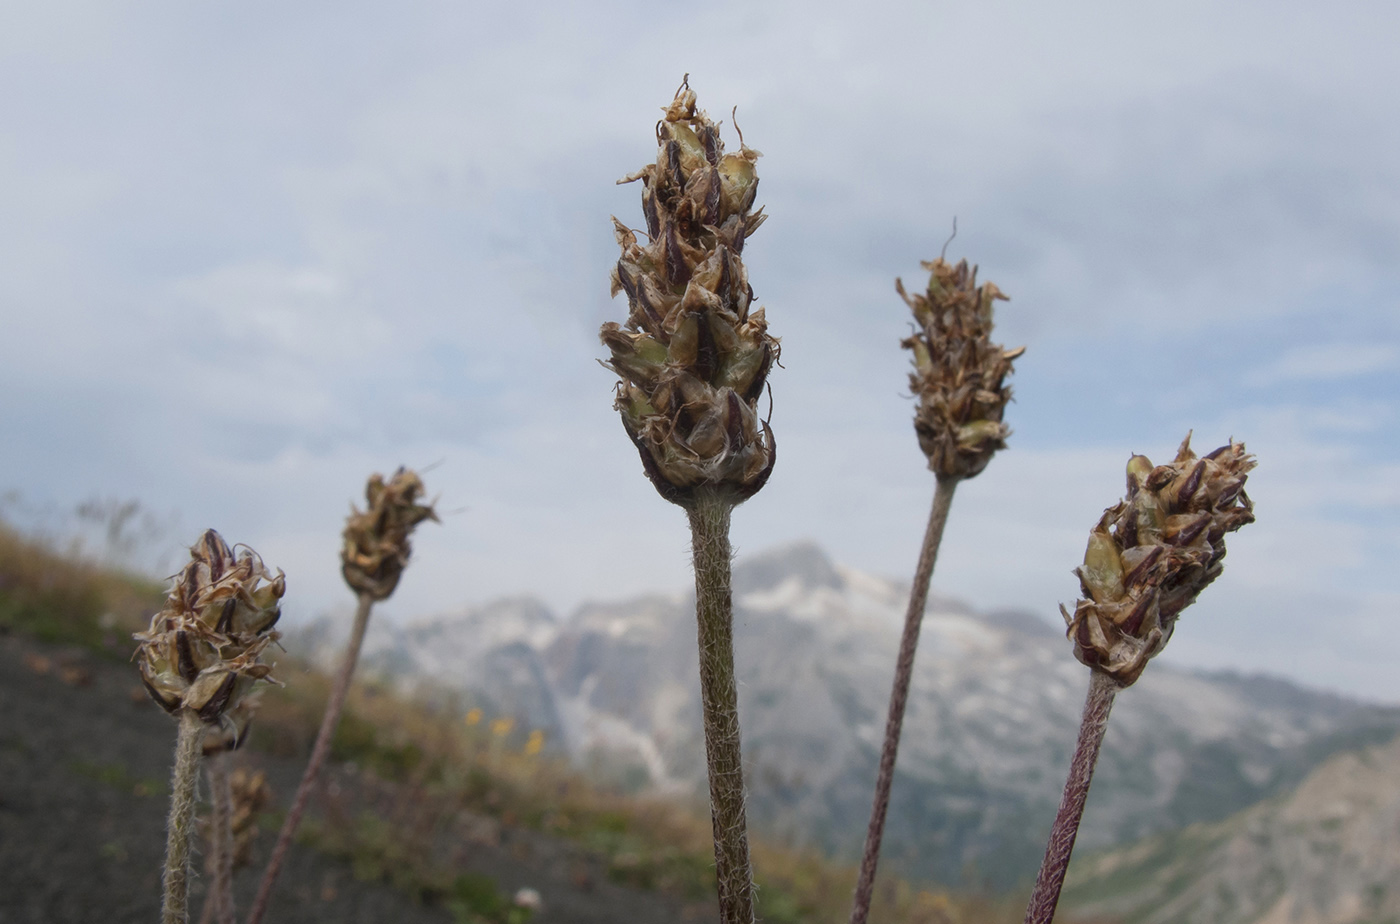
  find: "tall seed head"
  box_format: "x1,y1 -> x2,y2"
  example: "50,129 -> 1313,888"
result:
341,466 -> 438,600
1063,434 -> 1256,686
898,257 -> 1022,479
134,529 -> 284,724
601,77 -> 778,507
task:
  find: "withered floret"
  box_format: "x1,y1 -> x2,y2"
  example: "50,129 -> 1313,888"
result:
134,529 -> 284,723
898,258 -> 1022,479
201,695 -> 260,756
1062,434 -> 1256,686
601,78 -> 778,507
229,768 -> 273,867
341,467 -> 438,600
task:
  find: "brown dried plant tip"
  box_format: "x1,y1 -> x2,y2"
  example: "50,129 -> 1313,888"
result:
601,77 -> 778,507
899,258 -> 1022,479
229,768 -> 273,867
134,529 -> 284,724
1064,434 -> 1256,686
341,467 -> 438,600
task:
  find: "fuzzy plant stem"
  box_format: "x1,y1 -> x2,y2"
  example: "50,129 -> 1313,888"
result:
687,488 -> 756,924
246,592 -> 375,924
199,753 -> 235,924
1023,670 -> 1120,924
162,710 -> 207,924
849,474 -> 959,924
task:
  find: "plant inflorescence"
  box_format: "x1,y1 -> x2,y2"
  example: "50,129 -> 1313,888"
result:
65,74 -> 1267,924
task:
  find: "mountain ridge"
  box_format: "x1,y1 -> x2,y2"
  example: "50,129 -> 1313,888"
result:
1062,733 -> 1400,924
290,540 -> 1400,889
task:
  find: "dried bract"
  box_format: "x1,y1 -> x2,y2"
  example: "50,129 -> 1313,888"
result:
899,258 -> 1021,479
201,695 -> 259,756
134,529 -> 285,723
341,467 -> 438,600
1063,435 -> 1256,686
601,78 -> 778,507
229,768 -> 273,867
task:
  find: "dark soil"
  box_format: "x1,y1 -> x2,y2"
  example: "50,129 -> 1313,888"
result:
0,632 -> 713,924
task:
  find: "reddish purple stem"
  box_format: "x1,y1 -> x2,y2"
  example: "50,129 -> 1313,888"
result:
1023,670 -> 1120,924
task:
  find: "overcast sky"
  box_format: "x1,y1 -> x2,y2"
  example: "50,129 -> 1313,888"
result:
3,1 -> 1397,701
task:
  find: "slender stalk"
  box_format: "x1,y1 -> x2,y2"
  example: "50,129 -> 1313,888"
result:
196,880 -> 218,924
849,474 -> 959,924
1023,671 -> 1120,924
199,753 -> 235,924
686,488 -> 755,924
162,711 -> 207,924
245,592 -> 375,924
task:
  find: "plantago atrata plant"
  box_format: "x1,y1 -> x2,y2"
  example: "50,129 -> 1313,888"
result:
134,530 -> 284,924
198,697 -> 259,924
1023,434 -> 1256,924
600,77 -> 775,924
850,256 -> 1022,924
247,467 -> 435,924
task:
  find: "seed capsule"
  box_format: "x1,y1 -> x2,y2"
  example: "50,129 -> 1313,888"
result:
601,78 -> 777,507
898,257 -> 1021,480
134,530 -> 285,723
341,467 -> 438,601
1063,435 -> 1256,686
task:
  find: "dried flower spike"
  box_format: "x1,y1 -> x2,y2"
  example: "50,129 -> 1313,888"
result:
1024,436 -> 1257,924
133,529 -> 284,924
341,466 -> 438,600
228,768 -> 272,867
1063,433 -> 1256,686
898,258 -> 1022,479
849,251 -> 1022,924
602,76 -> 778,507
135,530 -> 284,724
601,79 -> 774,924
249,467 -> 437,924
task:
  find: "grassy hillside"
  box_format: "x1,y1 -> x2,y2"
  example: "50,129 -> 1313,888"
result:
0,516 -> 165,651
0,518 -> 1016,924
1061,735 -> 1400,924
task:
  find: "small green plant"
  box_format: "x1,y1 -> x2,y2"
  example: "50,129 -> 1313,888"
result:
447,873 -> 534,924
68,757 -> 166,797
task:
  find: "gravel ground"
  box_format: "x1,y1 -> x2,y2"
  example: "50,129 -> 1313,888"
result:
0,632 -> 713,924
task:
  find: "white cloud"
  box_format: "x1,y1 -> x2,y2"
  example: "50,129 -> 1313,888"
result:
2,0 -> 1400,702
1246,343 -> 1400,386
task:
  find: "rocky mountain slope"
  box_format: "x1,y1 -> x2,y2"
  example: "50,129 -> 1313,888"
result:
1061,733 -> 1400,924
299,542 -> 1400,889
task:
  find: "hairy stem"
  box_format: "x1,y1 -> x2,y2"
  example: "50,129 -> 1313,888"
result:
245,592 -> 374,924
162,710 -> 206,924
849,474 -> 959,924
200,752 -> 235,924
1023,671 -> 1120,924
687,488 -> 755,924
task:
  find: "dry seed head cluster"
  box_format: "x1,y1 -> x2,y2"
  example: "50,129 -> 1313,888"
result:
1064,434 -> 1256,686
898,258 -> 1023,479
601,79 -> 778,506
341,467 -> 438,600
134,530 -> 284,724
228,768 -> 273,867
